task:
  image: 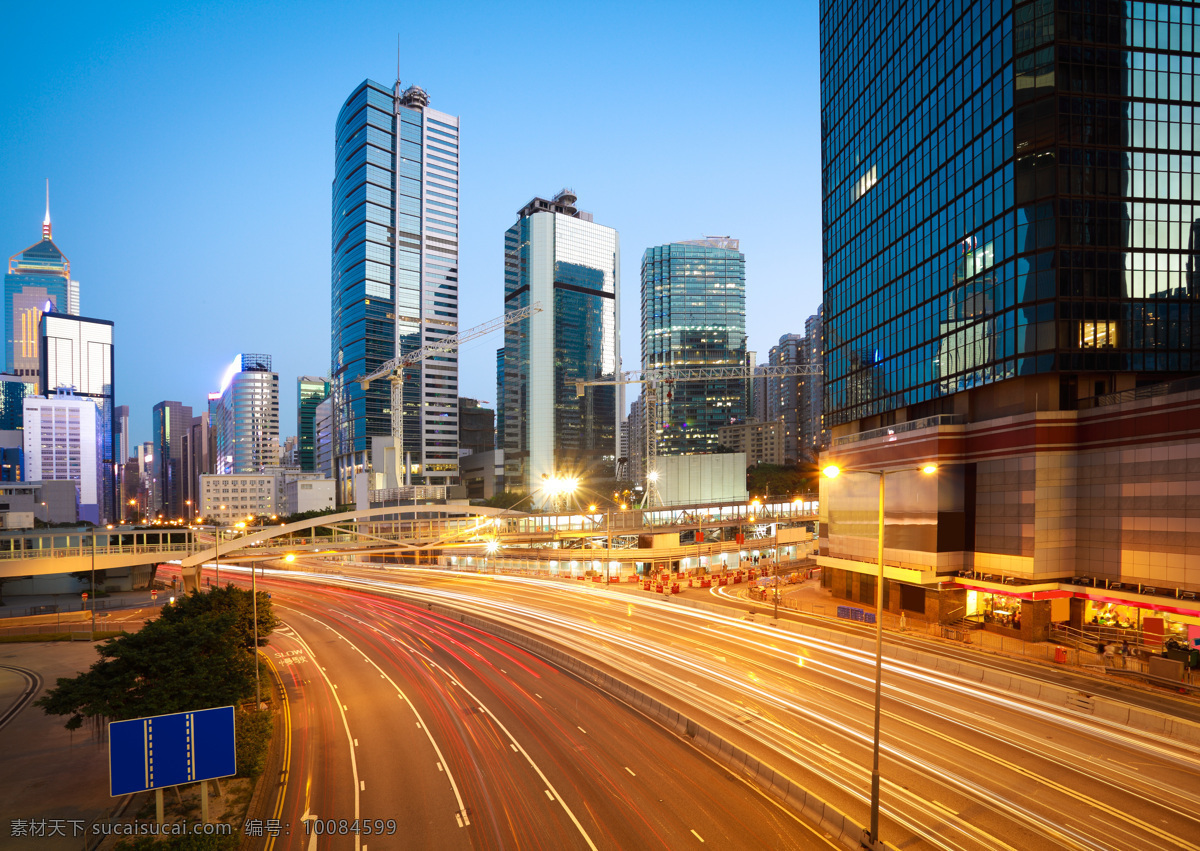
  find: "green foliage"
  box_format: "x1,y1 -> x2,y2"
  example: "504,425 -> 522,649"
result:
235,709 -> 274,778
275,506 -> 340,525
481,490 -> 527,509
157,584 -> 279,649
35,610 -> 256,731
746,461 -> 819,501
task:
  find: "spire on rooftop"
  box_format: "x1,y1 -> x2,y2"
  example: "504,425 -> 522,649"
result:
42,179 -> 51,240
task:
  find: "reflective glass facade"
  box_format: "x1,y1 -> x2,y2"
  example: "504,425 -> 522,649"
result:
209,354 -> 280,476
5,223 -> 78,391
499,195 -> 619,495
40,313 -> 114,521
641,239 -> 746,456
331,79 -> 460,501
297,376 -> 329,472
822,0 -> 1200,431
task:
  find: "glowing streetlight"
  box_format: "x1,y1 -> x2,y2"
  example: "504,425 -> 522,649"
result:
284,553 -> 295,563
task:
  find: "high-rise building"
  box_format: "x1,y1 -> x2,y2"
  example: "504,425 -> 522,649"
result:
0,373 -> 27,432
5,187 -> 79,398
210,353 -> 280,475
641,238 -> 746,457
457,397 -> 494,457
114,405 -> 129,463
39,312 -> 114,521
151,401 -> 192,522
801,307 -> 826,453
297,376 -> 329,472
499,190 -> 619,498
767,333 -> 804,461
186,412 -> 209,521
819,1 -> 1200,615
314,396 -> 334,479
331,78 -> 461,502
24,388 -> 99,523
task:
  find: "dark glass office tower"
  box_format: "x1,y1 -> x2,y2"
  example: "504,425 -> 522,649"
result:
330,78 -> 460,501
822,0 -> 1200,432
641,238 -> 747,457
297,376 -> 329,472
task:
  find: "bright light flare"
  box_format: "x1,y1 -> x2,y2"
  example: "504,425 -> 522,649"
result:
822,465 -> 841,479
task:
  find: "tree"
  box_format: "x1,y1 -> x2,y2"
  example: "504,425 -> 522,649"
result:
157,584 -> 279,649
35,610 -> 256,732
481,490 -> 527,509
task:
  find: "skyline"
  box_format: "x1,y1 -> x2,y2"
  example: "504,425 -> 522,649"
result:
0,0 -> 820,449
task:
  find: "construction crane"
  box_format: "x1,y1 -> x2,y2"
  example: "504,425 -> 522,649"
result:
577,363 -> 822,505
359,302 -> 542,488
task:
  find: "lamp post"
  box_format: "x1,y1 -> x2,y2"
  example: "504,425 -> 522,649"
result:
822,461 -> 937,851
252,554 -> 260,707
90,531 -> 96,640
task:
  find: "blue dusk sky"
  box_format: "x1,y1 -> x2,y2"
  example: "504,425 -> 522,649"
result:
0,1 -> 820,448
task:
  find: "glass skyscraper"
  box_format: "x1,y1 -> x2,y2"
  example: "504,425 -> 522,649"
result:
5,193 -> 79,397
822,0 -> 1200,433
297,376 -> 329,472
209,354 -> 279,476
498,191 -> 619,498
641,238 -> 747,457
330,78 -> 460,502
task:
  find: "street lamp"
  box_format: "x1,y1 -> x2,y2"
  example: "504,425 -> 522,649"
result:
822,461 -> 937,850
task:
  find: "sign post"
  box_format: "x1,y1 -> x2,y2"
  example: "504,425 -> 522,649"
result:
109,706 -> 236,824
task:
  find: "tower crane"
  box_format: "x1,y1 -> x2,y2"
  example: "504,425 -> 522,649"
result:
576,363 -> 822,506
358,302 -> 542,489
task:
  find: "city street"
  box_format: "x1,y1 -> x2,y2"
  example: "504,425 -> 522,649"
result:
227,564 -> 1200,851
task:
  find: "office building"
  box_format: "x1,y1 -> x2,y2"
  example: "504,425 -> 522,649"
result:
199,473 -> 277,524
23,388 -> 100,523
5,187 -> 78,397
151,401 -> 192,522
283,477 -> 335,516
767,333 -> 804,461
458,397 -> 494,457
297,376 -> 328,472
314,396 -> 333,479
186,412 -> 209,522
331,78 -> 461,502
819,0 -> 1200,626
641,238 -> 746,457
39,312 -> 114,521
801,308 -> 826,453
718,419 -> 785,467
499,190 -> 619,498
210,353 -> 280,474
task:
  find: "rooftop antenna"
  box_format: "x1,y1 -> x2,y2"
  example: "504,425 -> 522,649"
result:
396,34 -> 400,85
42,178 -> 51,240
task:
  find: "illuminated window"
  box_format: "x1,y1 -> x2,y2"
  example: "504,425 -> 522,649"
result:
1079,320 -> 1117,348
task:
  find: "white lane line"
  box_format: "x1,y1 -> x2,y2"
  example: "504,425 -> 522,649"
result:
343,705 -> 348,710
624,766 -> 636,777
360,780 -> 365,791
535,693 -> 542,699
455,813 -> 463,828
437,762 -> 443,772
282,627 -> 361,851
292,611 -> 472,829
354,739 -> 359,746
577,726 -> 587,734
691,829 -> 704,842
510,744 -> 518,753
544,790 -> 554,801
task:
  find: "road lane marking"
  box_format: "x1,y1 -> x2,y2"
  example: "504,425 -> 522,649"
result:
510,744 -> 518,752
360,780 -> 365,790
691,830 -> 704,842
535,693 -> 542,698
544,790 -> 554,800
354,739 -> 358,746
283,627 -> 361,851
931,800 -> 958,816
624,766 -> 636,776
437,762 -> 443,772
291,611 -> 472,829
455,813 -> 463,828
577,726 -> 587,734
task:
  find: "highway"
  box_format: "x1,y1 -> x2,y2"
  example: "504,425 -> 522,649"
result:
223,563 -> 1200,851
244,573 -> 838,850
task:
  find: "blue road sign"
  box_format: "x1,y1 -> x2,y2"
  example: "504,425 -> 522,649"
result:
109,706 -> 236,796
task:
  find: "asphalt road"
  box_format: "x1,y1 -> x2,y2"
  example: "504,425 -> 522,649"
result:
236,563 -> 1200,851
244,574 -> 839,850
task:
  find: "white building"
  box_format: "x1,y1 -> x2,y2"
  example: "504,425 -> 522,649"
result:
284,478 -> 335,515
199,473 -> 277,524
209,353 -> 279,474
23,388 -> 102,523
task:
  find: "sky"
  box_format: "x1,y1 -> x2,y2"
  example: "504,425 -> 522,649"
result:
0,0 -> 822,449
